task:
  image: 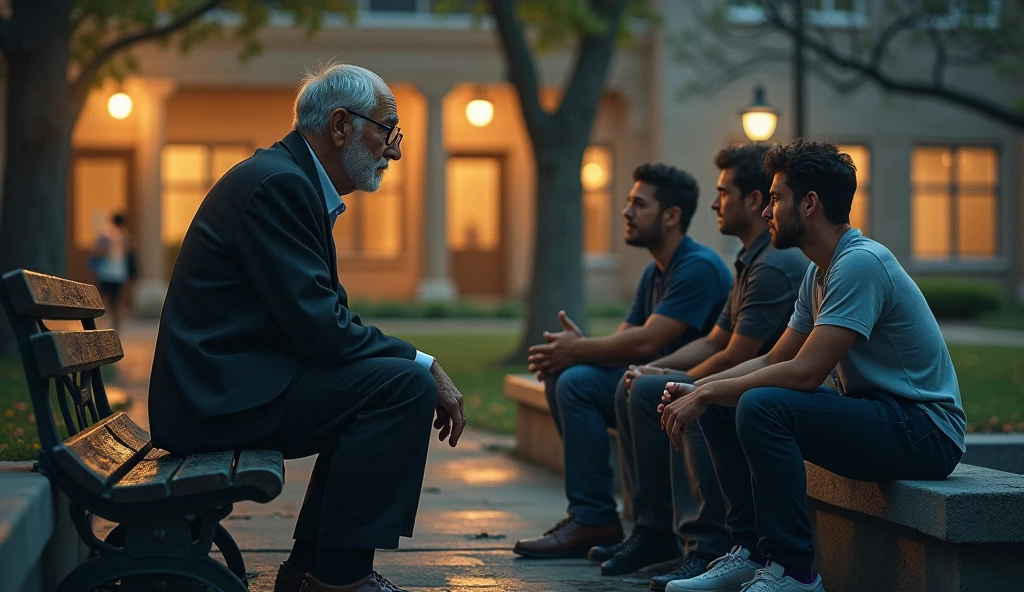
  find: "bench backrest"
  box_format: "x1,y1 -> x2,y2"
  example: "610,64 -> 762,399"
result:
0,269 -> 124,464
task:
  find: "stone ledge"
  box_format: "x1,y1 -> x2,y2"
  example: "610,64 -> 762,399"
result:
961,433 -> 1024,475
0,464 -> 54,592
805,462 -> 1024,544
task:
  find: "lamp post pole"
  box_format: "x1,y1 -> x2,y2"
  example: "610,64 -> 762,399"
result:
793,0 -> 806,139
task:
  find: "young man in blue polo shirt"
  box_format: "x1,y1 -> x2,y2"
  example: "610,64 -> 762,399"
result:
512,163 -> 733,559
659,140 -> 966,592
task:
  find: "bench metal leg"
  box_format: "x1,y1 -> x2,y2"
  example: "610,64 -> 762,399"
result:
55,554 -> 247,592
214,523 -> 248,586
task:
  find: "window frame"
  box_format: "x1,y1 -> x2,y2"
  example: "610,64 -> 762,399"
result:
160,141 -> 252,245
333,162 -> 409,264
918,0 -> 1003,31
727,0 -> 869,29
581,142 -> 616,261
909,142 -> 1003,266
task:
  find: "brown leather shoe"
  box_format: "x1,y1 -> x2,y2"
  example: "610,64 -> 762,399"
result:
299,571 -> 408,592
512,513 -> 624,558
274,561 -> 307,592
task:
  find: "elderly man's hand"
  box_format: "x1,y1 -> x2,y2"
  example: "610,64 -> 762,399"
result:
430,361 -> 466,447
624,364 -> 670,396
528,311 -> 583,381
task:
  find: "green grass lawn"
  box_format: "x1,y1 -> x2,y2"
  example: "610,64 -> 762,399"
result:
2,331 -> 1021,460
979,305 -> 1024,331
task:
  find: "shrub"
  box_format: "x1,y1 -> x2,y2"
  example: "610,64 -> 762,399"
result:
915,279 -> 1004,320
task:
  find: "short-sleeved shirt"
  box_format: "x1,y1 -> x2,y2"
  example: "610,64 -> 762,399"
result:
715,230 -> 811,355
626,236 -> 733,358
788,228 -> 967,452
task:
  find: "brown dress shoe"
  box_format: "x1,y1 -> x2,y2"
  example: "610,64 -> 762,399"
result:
300,571 -> 408,592
274,561 -> 308,592
512,513 -> 624,558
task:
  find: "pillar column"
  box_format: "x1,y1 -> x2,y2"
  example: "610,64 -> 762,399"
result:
416,83 -> 458,302
128,77 -> 176,318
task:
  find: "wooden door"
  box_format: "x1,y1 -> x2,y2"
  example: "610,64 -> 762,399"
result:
446,156 -> 506,296
67,150 -> 136,286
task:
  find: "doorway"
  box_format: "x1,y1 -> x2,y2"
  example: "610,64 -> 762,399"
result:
67,149 -> 136,287
445,155 -> 506,296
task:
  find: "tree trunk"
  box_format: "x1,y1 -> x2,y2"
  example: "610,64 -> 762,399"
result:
506,140 -> 590,362
0,2 -> 74,357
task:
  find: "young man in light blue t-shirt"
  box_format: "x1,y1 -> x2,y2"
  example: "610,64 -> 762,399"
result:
657,140 -> 966,592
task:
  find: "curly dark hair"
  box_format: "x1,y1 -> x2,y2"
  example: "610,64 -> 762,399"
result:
714,144 -> 773,209
763,139 -> 857,225
632,163 -> 700,234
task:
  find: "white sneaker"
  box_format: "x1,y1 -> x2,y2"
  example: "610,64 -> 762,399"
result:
665,545 -> 763,592
739,561 -> 824,592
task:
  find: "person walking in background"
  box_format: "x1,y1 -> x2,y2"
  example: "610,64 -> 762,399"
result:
90,212 -> 133,333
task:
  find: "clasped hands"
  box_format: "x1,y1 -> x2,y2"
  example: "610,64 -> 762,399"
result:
658,381 -> 710,452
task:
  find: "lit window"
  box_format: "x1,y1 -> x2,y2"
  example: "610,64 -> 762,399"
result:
160,144 -> 250,246
911,146 -> 999,260
334,160 -> 405,260
582,145 -> 613,254
838,144 -> 870,233
728,0 -> 867,27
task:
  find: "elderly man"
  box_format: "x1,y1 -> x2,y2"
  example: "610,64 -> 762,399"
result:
149,63 -> 465,592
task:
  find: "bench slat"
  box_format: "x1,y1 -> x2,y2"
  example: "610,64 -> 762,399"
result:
54,412 -> 148,496
170,451 -> 236,497
30,330 -> 124,378
104,413 -> 152,452
111,450 -> 184,503
233,450 -> 285,499
1,270 -> 105,319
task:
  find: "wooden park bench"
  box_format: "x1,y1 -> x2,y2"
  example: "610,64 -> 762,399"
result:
0,269 -> 284,592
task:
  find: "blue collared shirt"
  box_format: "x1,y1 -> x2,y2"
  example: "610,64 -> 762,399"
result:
301,137 -> 434,370
302,138 -> 346,226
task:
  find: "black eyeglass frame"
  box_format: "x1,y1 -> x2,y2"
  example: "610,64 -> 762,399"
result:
348,110 -> 403,146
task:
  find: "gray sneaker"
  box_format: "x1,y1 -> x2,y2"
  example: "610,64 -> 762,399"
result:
665,545 -> 762,592
650,554 -> 711,591
739,562 -> 824,592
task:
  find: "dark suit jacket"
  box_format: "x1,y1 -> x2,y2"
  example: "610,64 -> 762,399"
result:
149,130 -> 417,453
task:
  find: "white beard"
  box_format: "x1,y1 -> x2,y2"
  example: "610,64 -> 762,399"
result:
341,137 -> 388,192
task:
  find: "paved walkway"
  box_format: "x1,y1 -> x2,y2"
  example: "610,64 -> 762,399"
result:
109,319 -> 656,591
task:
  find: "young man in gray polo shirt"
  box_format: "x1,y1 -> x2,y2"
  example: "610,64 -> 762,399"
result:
659,140 -> 966,592
590,145 -> 809,588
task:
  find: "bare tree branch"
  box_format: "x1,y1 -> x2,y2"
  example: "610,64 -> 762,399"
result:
925,27 -> 948,88
68,0 -> 224,120
490,0 -> 549,139
776,17 -> 1024,127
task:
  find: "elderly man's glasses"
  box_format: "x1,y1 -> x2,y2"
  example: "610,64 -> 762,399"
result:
348,110 -> 402,146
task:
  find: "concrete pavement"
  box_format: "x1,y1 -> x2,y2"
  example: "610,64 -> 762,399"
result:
108,319 -> 659,591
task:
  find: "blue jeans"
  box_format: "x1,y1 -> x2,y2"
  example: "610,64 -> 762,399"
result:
615,372 -> 731,558
697,386 -> 962,570
545,364 -> 628,525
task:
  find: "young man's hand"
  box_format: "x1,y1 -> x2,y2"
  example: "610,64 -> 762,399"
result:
624,364 -> 670,395
527,311 -> 583,381
430,361 -> 466,447
658,382 -> 703,450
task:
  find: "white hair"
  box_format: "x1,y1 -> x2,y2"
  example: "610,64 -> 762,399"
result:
293,61 -> 381,135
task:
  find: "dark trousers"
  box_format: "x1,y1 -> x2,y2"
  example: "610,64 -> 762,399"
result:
697,386 -> 963,569
615,372 -> 731,558
544,364 -> 628,525
253,357 -> 438,550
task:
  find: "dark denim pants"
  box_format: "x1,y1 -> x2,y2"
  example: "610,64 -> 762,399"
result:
544,364 -> 628,525
615,372 -> 731,558
697,386 -> 963,570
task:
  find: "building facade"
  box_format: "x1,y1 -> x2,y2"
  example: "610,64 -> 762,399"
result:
51,0 -> 1024,314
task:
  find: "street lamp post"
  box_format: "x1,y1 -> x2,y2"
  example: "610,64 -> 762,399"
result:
740,85 -> 780,142
793,0 -> 806,138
